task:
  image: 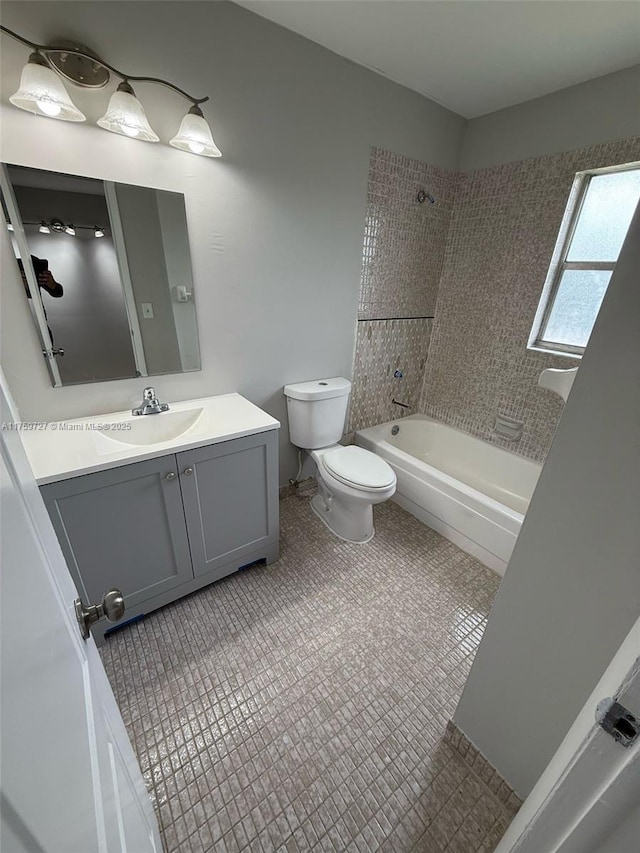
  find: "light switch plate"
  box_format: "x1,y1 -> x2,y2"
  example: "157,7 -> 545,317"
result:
141,302 -> 154,319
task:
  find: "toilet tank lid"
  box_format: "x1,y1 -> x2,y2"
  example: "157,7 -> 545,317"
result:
284,377 -> 351,401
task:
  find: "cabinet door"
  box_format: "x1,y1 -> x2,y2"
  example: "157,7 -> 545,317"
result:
41,456 -> 193,622
178,431 -> 279,579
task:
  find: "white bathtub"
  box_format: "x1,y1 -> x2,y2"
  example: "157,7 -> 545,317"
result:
355,414 -> 542,575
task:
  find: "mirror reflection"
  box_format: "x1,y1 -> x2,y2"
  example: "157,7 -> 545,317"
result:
2,164 -> 201,386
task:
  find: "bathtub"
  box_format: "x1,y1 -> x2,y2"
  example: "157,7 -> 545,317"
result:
355,414 -> 542,575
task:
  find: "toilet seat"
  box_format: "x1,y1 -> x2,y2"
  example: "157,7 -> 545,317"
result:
321,445 -> 395,492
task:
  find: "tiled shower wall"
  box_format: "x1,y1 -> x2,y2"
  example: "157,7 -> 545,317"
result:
348,148 -> 457,432
348,319 -> 431,433
359,147 -> 459,321
350,137 -> 640,462
420,136 -> 640,462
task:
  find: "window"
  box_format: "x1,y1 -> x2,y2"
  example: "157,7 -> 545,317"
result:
531,165 -> 640,356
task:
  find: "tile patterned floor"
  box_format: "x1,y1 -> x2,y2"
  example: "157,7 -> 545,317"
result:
101,489 -> 517,852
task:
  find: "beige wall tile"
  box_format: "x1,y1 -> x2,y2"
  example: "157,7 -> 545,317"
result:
351,138 -> 640,462
420,136 -> 640,461
348,318 -> 431,432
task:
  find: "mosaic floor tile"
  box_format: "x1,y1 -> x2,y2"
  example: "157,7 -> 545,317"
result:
101,491 -> 517,852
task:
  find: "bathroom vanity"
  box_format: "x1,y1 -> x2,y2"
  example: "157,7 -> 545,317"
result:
23,394 -> 280,642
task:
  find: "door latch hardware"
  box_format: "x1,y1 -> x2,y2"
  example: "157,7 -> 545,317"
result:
596,698 -> 639,748
75,589 -> 125,640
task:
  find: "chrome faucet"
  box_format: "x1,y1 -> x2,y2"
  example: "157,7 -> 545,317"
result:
132,387 -> 169,416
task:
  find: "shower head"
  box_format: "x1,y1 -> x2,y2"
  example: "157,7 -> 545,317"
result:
417,190 -> 436,204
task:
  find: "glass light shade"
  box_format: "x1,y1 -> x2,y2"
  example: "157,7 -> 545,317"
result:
94,226 -> 105,238
65,224 -> 76,236
97,84 -> 159,142
170,108 -> 221,157
9,54 -> 86,122
39,222 -> 51,234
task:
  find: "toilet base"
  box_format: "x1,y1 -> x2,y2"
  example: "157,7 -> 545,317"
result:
310,488 -> 375,544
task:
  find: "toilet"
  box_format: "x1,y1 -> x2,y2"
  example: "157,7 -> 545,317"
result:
283,377 -> 396,543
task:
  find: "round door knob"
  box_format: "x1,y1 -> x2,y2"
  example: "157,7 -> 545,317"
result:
184,467 -> 193,476
102,589 -> 125,623
165,472 -> 176,480
74,588 -> 126,640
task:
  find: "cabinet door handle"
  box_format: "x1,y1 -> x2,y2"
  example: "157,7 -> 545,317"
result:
183,467 -> 193,476
165,472 -> 176,480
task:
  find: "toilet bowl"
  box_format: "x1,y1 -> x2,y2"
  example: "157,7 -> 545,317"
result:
310,445 -> 396,543
284,377 -> 397,543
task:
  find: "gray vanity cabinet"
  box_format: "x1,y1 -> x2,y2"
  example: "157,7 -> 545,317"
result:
41,429 -> 279,642
42,455 -> 194,615
178,432 -> 279,580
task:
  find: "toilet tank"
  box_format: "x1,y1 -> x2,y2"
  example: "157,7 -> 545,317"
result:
283,377 -> 351,449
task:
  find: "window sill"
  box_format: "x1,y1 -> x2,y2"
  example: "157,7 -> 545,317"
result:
527,344 -> 582,360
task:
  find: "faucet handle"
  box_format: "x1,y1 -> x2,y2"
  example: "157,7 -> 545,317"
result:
142,386 -> 156,400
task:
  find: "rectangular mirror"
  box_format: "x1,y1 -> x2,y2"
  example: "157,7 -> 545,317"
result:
1,164 -> 201,386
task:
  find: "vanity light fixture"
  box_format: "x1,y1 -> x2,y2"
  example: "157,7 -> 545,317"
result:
9,50 -> 86,121
97,81 -> 159,142
30,219 -> 107,236
1,25 -> 222,158
170,104 -> 221,157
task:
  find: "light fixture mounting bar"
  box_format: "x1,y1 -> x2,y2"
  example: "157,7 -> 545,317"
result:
0,25 -> 209,105
22,220 -> 105,232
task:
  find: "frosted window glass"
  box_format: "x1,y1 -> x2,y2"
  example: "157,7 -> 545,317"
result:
543,270 -> 612,348
568,169 -> 640,262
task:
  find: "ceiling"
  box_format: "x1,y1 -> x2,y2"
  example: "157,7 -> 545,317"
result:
236,1 -> 640,118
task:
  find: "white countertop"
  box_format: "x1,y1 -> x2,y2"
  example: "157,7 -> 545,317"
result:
20,393 -> 280,485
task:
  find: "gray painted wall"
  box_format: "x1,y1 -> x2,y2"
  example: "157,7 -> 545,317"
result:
460,64 -> 640,170
155,192 -> 200,372
0,0 -> 463,484
114,183 -> 183,376
453,204 -> 640,797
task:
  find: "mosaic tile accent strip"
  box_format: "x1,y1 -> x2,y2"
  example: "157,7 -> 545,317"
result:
101,492 -> 515,852
445,721 -> 523,817
419,136 -> 640,462
348,318 -> 431,433
359,146 -> 459,320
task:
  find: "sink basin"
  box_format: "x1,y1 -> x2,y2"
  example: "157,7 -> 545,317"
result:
97,408 -> 204,446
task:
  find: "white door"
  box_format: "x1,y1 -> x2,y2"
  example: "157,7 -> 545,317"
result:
496,617 -> 640,853
1,165 -> 63,386
0,372 -> 161,853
